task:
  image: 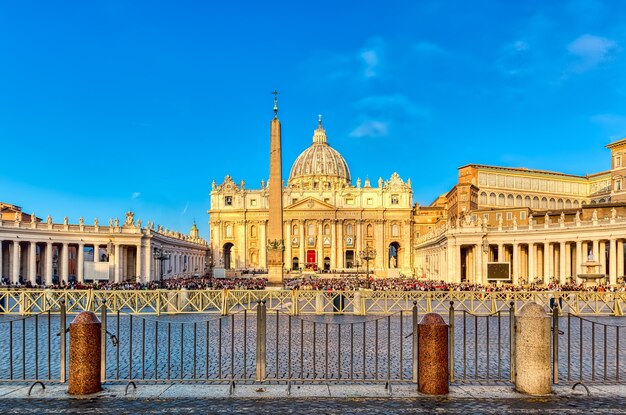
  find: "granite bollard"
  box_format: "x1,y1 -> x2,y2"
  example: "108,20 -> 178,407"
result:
418,313 -> 449,394
515,302 -> 552,395
68,311 -> 102,395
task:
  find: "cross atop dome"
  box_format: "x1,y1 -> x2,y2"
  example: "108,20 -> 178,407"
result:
318,114 -> 323,128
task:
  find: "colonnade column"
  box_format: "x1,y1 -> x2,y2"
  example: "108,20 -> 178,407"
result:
497,243 -> 504,262
559,242 -> 566,284
260,221 -> 267,269
592,240 -> 599,262
298,222 -> 305,270
29,242 -> 37,285
136,245 -> 142,281
76,243 -> 84,283
565,242 -> 572,281
618,240 -> 625,281
512,243 -> 519,284
336,220 -> 344,269
317,221 -> 324,270
45,242 -> 53,285
475,244 -> 483,284
600,241 -> 607,275
60,243 -> 69,284
575,241 -> 582,280
114,244 -> 121,283
609,239 -> 617,285
11,241 -> 20,284
542,242 -> 549,283
527,243 -> 535,283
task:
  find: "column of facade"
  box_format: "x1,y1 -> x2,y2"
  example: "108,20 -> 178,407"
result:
114,244 -> 121,282
28,242 -> 37,285
565,242 -> 572,280
94,244 -> 100,263
260,221 -> 267,269
284,221 -> 292,271
144,243 -> 152,283
609,239 -> 617,285
497,243 -> 503,262
298,221 -> 305,270
466,247 -> 474,282
317,221 -> 324,270
527,242 -> 536,284
330,220 -> 336,270
75,243 -> 84,283
592,240 -> 599,263
474,244 -> 483,284
336,220 -> 344,269
376,220 -> 385,270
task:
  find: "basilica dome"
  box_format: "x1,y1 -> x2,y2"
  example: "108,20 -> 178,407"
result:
288,118 -> 351,187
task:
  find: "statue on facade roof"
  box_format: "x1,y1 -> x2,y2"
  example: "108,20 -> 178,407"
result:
137,219 -> 142,228
109,218 -> 113,227
94,218 -> 99,227
79,217 -> 84,226
31,212 -> 36,223
14,212 -> 21,223
592,209 -> 598,221
528,214 -> 533,225
125,211 -> 134,227
47,215 -> 52,225
114,218 -> 119,227
559,212 -> 565,225
63,216 -> 68,226
611,207 -> 617,219
575,210 -> 581,224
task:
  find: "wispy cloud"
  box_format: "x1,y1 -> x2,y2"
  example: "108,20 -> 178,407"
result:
131,192 -> 141,199
567,34 -> 619,72
181,202 -> 189,215
349,121 -> 389,138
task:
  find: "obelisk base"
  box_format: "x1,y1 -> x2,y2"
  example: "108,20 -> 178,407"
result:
267,265 -> 283,285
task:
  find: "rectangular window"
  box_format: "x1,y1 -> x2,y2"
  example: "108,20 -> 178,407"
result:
617,156 -> 622,168
506,212 -> 512,220
496,213 -> 502,221
224,196 -> 232,206
391,195 -> 399,205
520,212 -> 526,220
292,198 -> 298,204
367,198 -> 373,205
483,213 -> 489,222
250,199 -> 257,207
346,198 -> 354,205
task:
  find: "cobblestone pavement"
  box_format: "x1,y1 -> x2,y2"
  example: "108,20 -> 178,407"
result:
0,396 -> 625,414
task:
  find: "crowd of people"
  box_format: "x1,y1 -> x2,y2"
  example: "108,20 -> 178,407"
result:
0,275 -> 624,292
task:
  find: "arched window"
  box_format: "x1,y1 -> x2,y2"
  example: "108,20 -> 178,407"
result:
324,224 -> 330,235
480,192 -> 487,205
507,194 -> 514,206
225,223 -> 233,238
346,223 -> 353,235
573,200 -> 580,208
541,197 -> 548,209
557,199 -> 563,209
367,224 -> 373,237
489,193 -> 496,205
498,194 -> 505,206
308,223 -> 315,235
524,196 -> 531,207
532,197 -> 539,208
292,224 -> 299,235
250,225 -> 257,238
565,199 -> 571,209
516,195 -> 523,207
581,201 -> 587,206
549,198 -> 555,209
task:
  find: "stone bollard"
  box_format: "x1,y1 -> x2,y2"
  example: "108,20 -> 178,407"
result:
315,293 -> 325,315
515,302 -> 552,395
68,311 -> 102,395
418,313 -> 449,394
353,290 -> 363,315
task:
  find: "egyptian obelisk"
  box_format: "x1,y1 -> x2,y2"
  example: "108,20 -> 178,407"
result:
267,91 -> 284,284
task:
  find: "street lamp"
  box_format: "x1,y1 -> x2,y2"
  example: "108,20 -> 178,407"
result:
359,246 -> 376,288
153,247 -> 170,287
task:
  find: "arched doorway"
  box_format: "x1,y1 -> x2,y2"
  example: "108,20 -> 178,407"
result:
223,243 -> 234,269
323,257 -> 330,272
388,242 -> 400,268
292,257 -> 299,271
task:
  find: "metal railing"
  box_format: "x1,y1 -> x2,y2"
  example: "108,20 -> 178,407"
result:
0,289 -> 624,316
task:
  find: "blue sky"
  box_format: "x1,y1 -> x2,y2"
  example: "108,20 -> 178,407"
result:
1,0 -> 626,239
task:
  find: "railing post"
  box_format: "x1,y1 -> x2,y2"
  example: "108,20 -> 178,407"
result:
221,289 -> 229,316
426,292 -> 432,313
256,300 -> 267,381
412,301 -> 418,384
101,298 -> 107,383
509,301 -> 515,383
552,304 -> 559,384
449,301 -> 455,382
60,299 -> 67,383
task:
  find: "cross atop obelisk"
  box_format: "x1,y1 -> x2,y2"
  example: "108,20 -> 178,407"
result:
267,90 -> 284,285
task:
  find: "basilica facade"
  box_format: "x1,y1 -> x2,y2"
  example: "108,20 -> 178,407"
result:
208,119 -> 414,276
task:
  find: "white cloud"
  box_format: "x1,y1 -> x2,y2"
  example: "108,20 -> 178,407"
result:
131,192 -> 141,199
181,202 -> 189,215
567,34 -> 619,72
360,49 -> 379,78
349,121 -> 389,138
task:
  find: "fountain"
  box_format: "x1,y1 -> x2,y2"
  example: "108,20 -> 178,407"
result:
577,254 -> 606,287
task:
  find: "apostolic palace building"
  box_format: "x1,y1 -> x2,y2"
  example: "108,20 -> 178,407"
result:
209,109 -> 626,286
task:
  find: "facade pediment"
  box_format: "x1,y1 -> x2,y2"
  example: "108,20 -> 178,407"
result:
285,197 -> 336,211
